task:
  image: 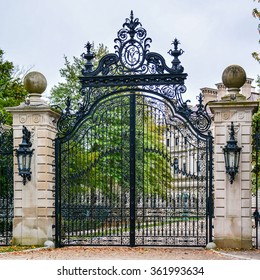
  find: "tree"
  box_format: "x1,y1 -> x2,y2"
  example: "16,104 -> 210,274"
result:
252,0 -> 260,62
252,1 -> 260,195
0,49 -> 28,125
67,97 -> 174,200
50,43 -> 109,111
51,45 -> 175,205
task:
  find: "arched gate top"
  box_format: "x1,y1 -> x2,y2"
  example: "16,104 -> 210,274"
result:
56,11 -> 211,137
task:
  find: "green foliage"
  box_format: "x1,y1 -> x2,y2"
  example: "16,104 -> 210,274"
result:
52,45 -> 174,203
66,96 -> 174,201
252,0 -> 260,62
252,100 -> 260,194
50,43 -> 109,111
0,49 -> 27,125
251,1 -> 260,194
0,246 -> 40,253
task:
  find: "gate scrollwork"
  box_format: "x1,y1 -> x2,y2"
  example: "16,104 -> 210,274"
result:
55,11 -> 214,247
56,11 -> 211,137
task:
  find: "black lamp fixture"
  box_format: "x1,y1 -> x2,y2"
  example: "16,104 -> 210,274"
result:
223,122 -> 242,184
16,126 -> 34,185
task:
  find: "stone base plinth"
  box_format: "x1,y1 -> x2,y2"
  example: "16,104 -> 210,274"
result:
13,217 -> 54,246
214,238 -> 252,249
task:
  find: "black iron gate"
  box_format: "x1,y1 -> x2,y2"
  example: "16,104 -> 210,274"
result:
0,115 -> 13,246
55,11 -> 213,247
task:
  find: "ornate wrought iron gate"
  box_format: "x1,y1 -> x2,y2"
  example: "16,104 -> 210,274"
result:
0,115 -> 13,246
55,11 -> 213,247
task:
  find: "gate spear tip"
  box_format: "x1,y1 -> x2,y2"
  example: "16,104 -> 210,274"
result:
130,10 -> 134,20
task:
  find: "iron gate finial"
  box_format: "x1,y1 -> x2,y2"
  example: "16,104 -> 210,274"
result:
56,12 -> 212,136
82,42 -> 95,74
168,38 -> 184,72
123,10 -> 142,39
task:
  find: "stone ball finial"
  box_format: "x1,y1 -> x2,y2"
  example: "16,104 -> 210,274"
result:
24,71 -> 47,94
222,65 -> 246,89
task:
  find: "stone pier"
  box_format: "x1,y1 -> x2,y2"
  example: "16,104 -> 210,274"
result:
6,72 -> 60,245
209,65 -> 258,249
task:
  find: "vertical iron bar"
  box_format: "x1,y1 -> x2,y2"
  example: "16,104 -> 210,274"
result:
196,139 -> 200,243
105,109 -> 109,238
129,93 -> 136,247
90,124 -> 94,243
255,120 -> 259,249
208,132 -> 214,243
165,120 -> 168,244
169,124 -> 173,240
120,97 -> 123,244
67,141 -> 71,244
142,96 -> 145,245
55,138 -> 61,247
146,102 -> 149,240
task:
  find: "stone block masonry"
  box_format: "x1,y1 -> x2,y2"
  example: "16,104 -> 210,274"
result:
6,71 -> 60,245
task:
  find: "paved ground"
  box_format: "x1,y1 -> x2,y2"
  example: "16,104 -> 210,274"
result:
0,246 -> 259,260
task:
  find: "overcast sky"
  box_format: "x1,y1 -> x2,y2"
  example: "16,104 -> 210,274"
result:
1,0 -> 259,103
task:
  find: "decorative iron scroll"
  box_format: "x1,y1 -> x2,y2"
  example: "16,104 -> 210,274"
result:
56,11 -> 212,136
190,93 -> 212,132
55,94 -> 213,247
55,12 -> 214,247
81,11 -> 184,77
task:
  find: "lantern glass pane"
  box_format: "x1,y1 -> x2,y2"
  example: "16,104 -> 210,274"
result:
22,154 -> 27,170
26,154 -> 32,170
223,148 -> 229,169
235,149 -> 241,169
17,154 -> 21,171
228,151 -> 235,169
18,153 -> 25,172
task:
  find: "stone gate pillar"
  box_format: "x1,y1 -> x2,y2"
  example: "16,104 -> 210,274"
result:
6,72 -> 60,245
209,65 -> 259,249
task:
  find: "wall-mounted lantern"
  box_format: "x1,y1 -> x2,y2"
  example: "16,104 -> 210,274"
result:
16,126 -> 34,185
223,122 -> 242,184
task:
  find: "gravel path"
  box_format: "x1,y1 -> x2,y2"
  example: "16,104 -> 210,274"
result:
0,246 -> 259,260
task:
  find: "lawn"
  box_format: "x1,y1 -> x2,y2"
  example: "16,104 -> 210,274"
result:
0,245 -> 41,253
